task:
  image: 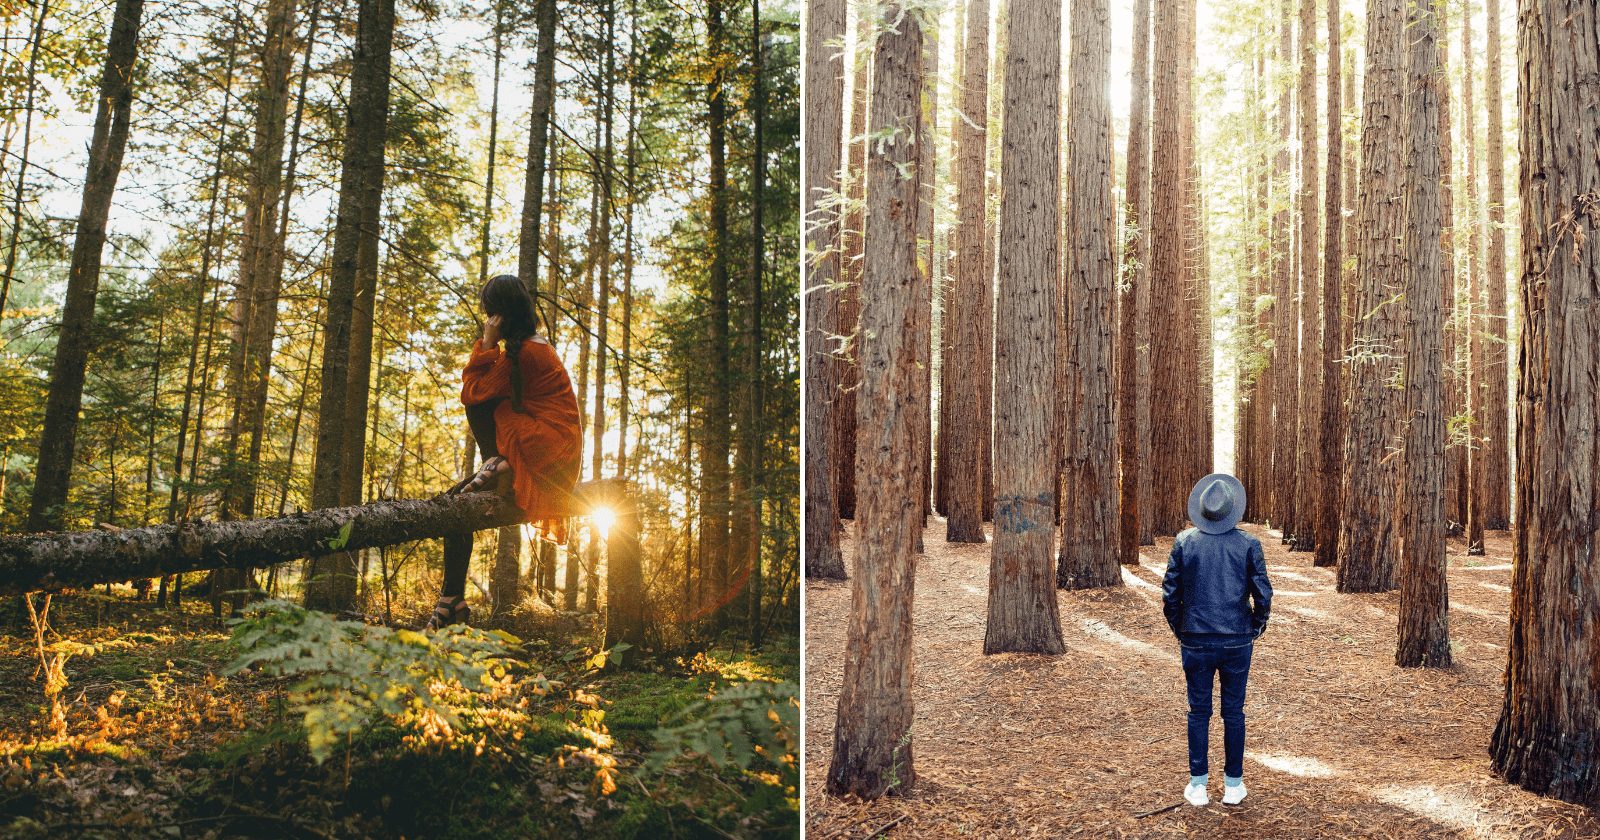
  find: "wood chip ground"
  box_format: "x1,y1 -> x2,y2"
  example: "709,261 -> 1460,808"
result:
804,519 -> 1600,838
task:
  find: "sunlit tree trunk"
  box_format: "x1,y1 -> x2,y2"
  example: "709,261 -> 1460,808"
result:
944,0 -> 989,544
1480,0 -> 1509,530
986,0 -> 1069,648
1149,0 -> 1188,535
1119,0 -> 1152,560
1461,7 -> 1487,555
1057,0 -> 1120,591
1291,0 -> 1320,552
1268,0 -> 1295,538
1315,0 -> 1343,568
701,0 -> 733,621
826,3 -> 923,797
802,0 -> 847,578
1395,0 -> 1451,668
27,0 -> 145,533
304,0 -> 398,611
1337,0 -> 1405,594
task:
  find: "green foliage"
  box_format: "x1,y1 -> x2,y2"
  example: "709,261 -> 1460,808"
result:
225,600 -> 553,763
648,679 -> 798,786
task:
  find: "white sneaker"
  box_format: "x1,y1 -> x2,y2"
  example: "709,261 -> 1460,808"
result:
1222,782 -> 1248,805
1184,781 -> 1209,806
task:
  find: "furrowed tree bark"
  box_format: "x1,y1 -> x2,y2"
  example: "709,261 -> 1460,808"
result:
911,10 -> 937,545
1437,14 -> 1462,537
1291,0 -> 1320,553
1489,0 -> 1600,805
27,0 -> 145,533
1149,0 -> 1187,536
1058,0 -> 1120,591
986,0 -> 1068,652
304,0 -> 398,611
802,0 -> 846,578
1118,0 -> 1152,561
835,7 -> 869,523
1338,0 -> 1405,594
1462,5 -> 1486,556
1480,0 -> 1509,530
1269,0 -> 1295,538
1395,0 -> 1451,668
826,3 -> 922,797
1315,0 -> 1343,568
944,0 -> 989,544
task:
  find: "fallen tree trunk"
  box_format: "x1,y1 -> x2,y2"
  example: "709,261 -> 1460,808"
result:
0,481 -> 628,597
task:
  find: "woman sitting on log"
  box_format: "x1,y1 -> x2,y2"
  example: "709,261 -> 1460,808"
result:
433,274 -> 582,628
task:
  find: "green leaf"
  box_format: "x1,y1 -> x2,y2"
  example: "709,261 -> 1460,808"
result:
326,520 -> 354,551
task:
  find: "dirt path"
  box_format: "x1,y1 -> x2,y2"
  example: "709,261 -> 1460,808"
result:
805,519 -> 1600,838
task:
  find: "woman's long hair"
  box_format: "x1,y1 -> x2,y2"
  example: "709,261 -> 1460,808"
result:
481,274 -> 541,413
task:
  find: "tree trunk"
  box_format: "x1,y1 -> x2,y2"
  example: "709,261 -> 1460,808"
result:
1291,0 -> 1320,553
802,0 -> 846,578
1119,0 -> 1152,562
26,0 -> 145,533
1058,0 -> 1120,591
1462,9 -> 1486,555
983,0 -> 1071,651
1395,0 -> 1451,668
702,0 -> 733,624
1480,0 -> 1509,530
834,8 -> 869,523
826,4 -> 922,797
1315,0 -> 1343,568
1149,0 -> 1188,535
1488,0 -> 1600,804
944,0 -> 989,544
1269,0 -> 1295,537
0,0 -> 50,325
911,10 -> 937,546
518,0 -> 558,291
304,0 -> 398,611
745,0 -> 766,636
1337,0 -> 1405,594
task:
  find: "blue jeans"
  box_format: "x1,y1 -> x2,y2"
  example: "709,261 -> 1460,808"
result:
1181,637 -> 1252,779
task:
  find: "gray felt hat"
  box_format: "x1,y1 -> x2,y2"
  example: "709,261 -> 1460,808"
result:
1187,473 -> 1246,535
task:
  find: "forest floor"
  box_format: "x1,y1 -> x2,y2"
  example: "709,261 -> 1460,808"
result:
0,588 -> 797,838
805,519 -> 1600,839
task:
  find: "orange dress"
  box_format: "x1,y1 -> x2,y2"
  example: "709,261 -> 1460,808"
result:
460,336 -> 583,539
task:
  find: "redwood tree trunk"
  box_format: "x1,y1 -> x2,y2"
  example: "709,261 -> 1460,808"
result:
1315,0 -> 1343,568
1058,0 -> 1120,591
1269,0 -> 1295,538
27,0 -> 145,533
1488,0 -> 1600,804
1118,0 -> 1152,561
1480,0 -> 1510,530
802,0 -> 846,578
944,0 -> 990,544
1291,0 -> 1320,553
1337,0 -> 1405,594
1395,0 -> 1451,668
986,0 -> 1068,652
1148,0 -> 1188,536
826,4 -> 923,798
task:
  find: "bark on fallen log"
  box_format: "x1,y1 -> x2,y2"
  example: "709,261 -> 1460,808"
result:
0,481 -> 625,597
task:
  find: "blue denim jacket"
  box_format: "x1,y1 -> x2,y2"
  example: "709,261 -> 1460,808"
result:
1162,527 -> 1273,640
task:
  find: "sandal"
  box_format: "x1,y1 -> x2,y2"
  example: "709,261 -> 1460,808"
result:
443,455 -> 509,496
425,595 -> 471,630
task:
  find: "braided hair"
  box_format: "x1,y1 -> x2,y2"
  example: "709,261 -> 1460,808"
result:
480,273 -> 542,414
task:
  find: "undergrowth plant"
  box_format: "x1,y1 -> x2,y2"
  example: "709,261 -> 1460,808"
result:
225,600 -> 561,763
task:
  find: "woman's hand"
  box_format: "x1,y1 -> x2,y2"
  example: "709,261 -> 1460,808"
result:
482,314 -> 503,347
